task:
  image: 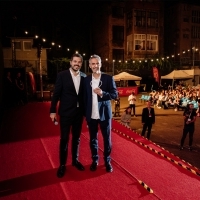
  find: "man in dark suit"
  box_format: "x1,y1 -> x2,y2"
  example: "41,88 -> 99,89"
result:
141,100 -> 155,140
50,53 -> 86,178
84,54 -> 118,173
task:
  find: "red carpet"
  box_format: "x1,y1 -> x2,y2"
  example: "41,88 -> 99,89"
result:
0,102 -> 200,200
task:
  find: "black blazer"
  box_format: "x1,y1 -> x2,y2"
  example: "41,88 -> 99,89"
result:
142,107 -> 155,124
50,69 -> 86,117
84,73 -> 118,122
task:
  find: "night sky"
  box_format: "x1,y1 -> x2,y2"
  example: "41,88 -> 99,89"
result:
1,0 -> 200,57
0,1 -> 95,56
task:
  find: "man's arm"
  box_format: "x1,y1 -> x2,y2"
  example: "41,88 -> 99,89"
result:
100,76 -> 118,101
50,73 -> 62,114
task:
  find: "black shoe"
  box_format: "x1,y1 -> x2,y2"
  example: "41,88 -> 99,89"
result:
72,161 -> 85,171
57,165 -> 66,178
105,162 -> 113,172
90,161 -> 98,171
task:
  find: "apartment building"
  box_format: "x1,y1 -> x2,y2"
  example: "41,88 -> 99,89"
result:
165,2 -> 200,68
3,37 -> 47,75
91,0 -> 164,64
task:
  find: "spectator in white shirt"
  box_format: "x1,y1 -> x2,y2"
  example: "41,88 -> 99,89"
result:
128,92 -> 136,116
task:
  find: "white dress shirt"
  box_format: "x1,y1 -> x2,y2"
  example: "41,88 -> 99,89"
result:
70,69 -> 80,107
128,94 -> 136,104
91,74 -> 101,119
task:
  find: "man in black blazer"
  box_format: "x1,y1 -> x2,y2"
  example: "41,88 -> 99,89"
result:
50,53 -> 86,178
84,54 -> 118,172
141,100 -> 155,140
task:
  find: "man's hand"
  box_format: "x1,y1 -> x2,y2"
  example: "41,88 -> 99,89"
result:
50,113 -> 57,122
93,88 -> 103,97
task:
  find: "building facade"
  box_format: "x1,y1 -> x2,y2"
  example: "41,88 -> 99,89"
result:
165,2 -> 200,68
3,37 -> 47,75
91,0 -> 164,69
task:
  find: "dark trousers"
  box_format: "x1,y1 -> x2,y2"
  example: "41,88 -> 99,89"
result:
141,123 -> 152,139
87,119 -> 112,164
59,109 -> 83,165
129,104 -> 136,115
180,126 -> 194,147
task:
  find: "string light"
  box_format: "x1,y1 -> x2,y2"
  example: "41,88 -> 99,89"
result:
23,31 -> 200,62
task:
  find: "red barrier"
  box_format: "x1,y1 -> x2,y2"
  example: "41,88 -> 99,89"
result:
117,86 -> 138,96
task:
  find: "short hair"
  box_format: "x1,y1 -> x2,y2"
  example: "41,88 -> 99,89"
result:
71,53 -> 83,62
89,54 -> 101,63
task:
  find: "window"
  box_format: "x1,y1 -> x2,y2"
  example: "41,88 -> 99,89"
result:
14,41 -> 21,50
147,11 -> 158,27
23,41 -> 32,50
112,6 -> 124,18
134,10 -> 146,27
126,11 -> 133,31
112,26 -> 124,47
134,34 -> 146,50
113,49 -> 124,61
191,26 -> 200,39
192,10 -> 200,24
146,34 -> 158,51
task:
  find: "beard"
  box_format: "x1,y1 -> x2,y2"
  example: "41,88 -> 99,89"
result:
71,65 -> 80,72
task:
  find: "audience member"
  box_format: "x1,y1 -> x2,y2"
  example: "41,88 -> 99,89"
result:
180,103 -> 197,151
120,107 -> 132,128
15,72 -> 26,105
141,101 -> 155,140
128,92 -> 136,116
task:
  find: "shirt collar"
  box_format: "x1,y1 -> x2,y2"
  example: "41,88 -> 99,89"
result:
92,73 -> 101,80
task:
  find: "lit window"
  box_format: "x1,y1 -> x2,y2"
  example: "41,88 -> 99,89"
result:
146,34 -> 158,51
134,34 -> 146,50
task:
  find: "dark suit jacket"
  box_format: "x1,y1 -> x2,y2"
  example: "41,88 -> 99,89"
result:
50,69 -> 86,117
142,107 -> 155,124
84,73 -> 118,122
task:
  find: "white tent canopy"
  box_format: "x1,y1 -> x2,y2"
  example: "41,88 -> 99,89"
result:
161,70 -> 194,80
113,72 -> 142,81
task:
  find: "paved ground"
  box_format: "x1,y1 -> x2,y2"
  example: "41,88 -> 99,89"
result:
111,93 -> 200,169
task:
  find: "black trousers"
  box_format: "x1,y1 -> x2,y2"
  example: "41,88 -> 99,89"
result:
141,123 -> 152,139
87,119 -> 112,164
180,126 -> 194,147
129,104 -> 136,115
59,109 -> 83,165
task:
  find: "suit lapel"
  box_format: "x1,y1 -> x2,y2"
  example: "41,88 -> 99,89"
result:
67,69 -> 77,94
99,73 -> 104,89
88,75 -> 92,97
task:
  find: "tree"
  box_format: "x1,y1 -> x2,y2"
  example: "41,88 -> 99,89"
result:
48,57 -> 70,80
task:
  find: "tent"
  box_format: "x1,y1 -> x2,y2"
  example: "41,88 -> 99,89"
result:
113,72 -> 142,81
161,70 -> 194,80
161,69 -> 195,89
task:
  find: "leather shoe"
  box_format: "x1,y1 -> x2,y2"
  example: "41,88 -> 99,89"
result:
72,161 -> 85,171
57,165 -> 66,178
90,161 -> 98,171
105,162 -> 113,172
